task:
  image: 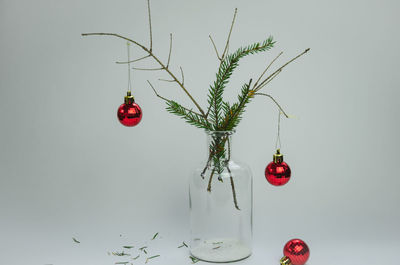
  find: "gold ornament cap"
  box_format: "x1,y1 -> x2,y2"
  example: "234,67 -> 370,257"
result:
273,149 -> 284,163
124,91 -> 135,104
280,256 -> 291,265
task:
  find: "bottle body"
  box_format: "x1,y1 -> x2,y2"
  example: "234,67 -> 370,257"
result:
189,131 -> 253,262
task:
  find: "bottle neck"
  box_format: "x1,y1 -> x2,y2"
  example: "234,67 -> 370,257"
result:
205,131 -> 234,170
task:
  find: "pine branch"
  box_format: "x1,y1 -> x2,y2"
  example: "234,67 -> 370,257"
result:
166,100 -> 211,129
221,79 -> 253,131
207,36 -> 275,129
148,81 -> 208,128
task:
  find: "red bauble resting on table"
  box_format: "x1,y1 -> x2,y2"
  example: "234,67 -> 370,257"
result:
265,149 -> 291,186
281,239 -> 310,265
117,92 -> 142,127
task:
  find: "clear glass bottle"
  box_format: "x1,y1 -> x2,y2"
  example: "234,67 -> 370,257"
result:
189,130 -> 253,262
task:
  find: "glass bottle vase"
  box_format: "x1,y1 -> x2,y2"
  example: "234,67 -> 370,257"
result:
189,130 -> 253,262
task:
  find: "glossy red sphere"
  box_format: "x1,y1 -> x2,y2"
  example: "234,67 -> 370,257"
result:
117,102 -> 142,127
265,161 -> 291,186
283,239 -> 310,265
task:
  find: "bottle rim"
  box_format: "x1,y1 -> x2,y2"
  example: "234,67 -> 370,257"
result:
205,130 -> 236,135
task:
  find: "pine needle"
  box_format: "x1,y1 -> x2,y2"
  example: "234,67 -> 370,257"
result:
178,241 -> 188,248
190,256 -> 199,263
151,232 -> 159,240
72,237 -> 80,244
145,255 -> 160,263
112,251 -> 130,256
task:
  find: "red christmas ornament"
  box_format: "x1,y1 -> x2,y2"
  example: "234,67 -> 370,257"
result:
117,91 -> 142,127
265,149 -> 291,186
280,239 -> 310,265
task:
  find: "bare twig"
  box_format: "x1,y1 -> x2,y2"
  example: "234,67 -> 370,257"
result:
148,80 -> 169,102
221,8 -> 238,61
200,151 -> 213,179
158,78 -> 176,82
253,52 -> 283,89
148,81 -> 203,116
226,166 -> 240,210
255,48 -> 310,92
227,136 -> 231,161
253,92 -> 289,118
116,54 -> 151,64
167,33 -> 172,68
207,169 -> 216,192
205,8 -> 238,119
209,35 -> 222,61
133,67 -> 163,71
255,69 -> 282,90
147,0 -> 153,51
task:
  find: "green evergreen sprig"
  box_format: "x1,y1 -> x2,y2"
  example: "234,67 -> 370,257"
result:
165,100 -> 211,129
222,80 -> 254,131
207,37 -> 274,130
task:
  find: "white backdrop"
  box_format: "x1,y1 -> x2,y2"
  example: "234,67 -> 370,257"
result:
1,0 -> 399,264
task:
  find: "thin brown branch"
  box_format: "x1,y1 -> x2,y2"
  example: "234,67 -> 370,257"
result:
82,33 -> 148,51
253,92 -> 289,118
158,78 -> 176,82
253,52 -> 283,89
221,8 -> 237,61
167,33 -> 172,68
209,35 -> 221,61
147,80 -> 203,116
254,48 -> 310,92
148,80 -> 169,101
227,136 -> 231,161
200,156 -> 211,179
227,166 -> 240,210
200,165 -> 207,179
81,32 -> 207,117
207,169 -> 216,192
201,149 -> 215,179
133,67 -> 163,71
147,0 -> 153,51
116,55 -> 151,64
255,69 -> 282,90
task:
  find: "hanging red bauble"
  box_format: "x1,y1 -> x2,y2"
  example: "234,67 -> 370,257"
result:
280,239 -> 310,265
265,149 -> 291,186
117,91 -> 142,127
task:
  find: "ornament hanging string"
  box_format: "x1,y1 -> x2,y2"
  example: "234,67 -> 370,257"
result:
127,42 -> 133,92
275,111 -> 282,150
